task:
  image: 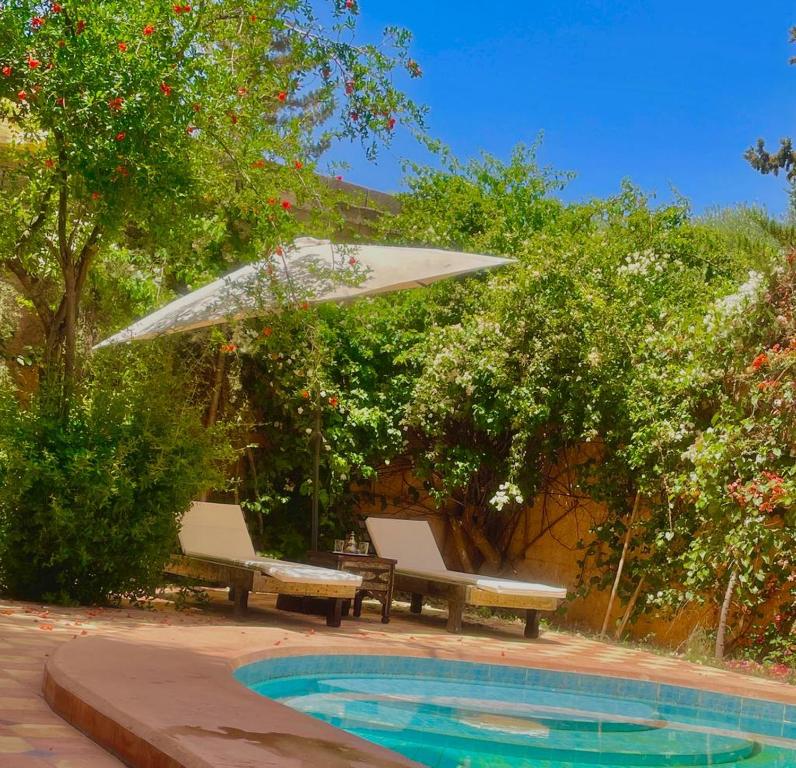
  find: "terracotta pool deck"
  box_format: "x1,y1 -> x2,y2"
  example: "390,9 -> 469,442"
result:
2,590 -> 796,767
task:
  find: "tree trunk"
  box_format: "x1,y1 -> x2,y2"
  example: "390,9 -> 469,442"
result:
461,505 -> 502,572
62,266 -> 78,406
715,566 -> 738,660
205,347 -> 227,428
448,516 -> 475,572
310,405 -> 321,551
599,493 -> 641,638
614,575 -> 645,640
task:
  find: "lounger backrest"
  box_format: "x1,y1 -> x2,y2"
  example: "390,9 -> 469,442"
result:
365,518 -> 447,573
178,502 -> 257,561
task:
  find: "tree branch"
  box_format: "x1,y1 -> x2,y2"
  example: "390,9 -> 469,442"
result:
10,186 -> 53,261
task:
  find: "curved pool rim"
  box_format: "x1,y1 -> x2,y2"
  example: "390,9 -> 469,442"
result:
237,653 -> 796,768
44,627 -> 796,768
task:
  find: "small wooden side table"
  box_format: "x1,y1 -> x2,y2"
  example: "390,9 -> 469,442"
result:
307,551 -> 396,624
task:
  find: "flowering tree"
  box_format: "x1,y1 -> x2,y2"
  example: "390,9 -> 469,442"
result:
0,0 -> 422,403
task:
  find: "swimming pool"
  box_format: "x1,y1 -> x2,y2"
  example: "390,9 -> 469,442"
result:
235,654 -> 796,767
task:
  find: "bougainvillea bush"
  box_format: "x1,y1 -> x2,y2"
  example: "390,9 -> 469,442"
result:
619,253 -> 796,660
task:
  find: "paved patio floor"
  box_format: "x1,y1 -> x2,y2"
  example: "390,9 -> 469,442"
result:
2,588 -> 796,767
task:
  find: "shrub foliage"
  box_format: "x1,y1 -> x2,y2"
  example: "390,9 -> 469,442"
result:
0,350 -> 227,603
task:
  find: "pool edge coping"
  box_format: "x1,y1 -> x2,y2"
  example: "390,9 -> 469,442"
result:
44,628 -> 796,768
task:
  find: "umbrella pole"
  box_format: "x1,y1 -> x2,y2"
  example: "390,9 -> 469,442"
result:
311,405 -> 321,552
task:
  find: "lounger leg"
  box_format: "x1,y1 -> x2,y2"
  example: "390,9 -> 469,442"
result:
233,588 -> 249,620
524,609 -> 540,639
446,600 -> 464,634
341,599 -> 351,618
380,595 -> 390,624
353,593 -> 363,618
326,598 -> 343,628
410,593 -> 423,614
228,586 -> 236,602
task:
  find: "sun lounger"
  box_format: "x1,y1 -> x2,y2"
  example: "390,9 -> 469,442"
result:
365,517 -> 566,638
166,502 -> 362,626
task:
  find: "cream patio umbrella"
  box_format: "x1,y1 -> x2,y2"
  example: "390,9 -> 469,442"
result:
96,237 -> 513,347
95,236 -> 513,549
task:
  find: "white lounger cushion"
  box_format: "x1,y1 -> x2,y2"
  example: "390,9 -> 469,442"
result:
238,557 -> 360,585
179,502 -> 361,587
366,517 -> 566,600
398,568 -> 566,598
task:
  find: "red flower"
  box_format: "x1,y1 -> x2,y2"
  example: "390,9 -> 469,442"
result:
76,19 -> 85,33
387,116 -> 396,130
300,301 -> 310,311
237,86 -> 248,96
328,396 -> 339,407
249,14 -> 257,22
262,327 -> 273,337
221,343 -> 237,353
228,111 -> 238,124
1,66 -> 11,77
277,90 -> 287,102
186,125 -> 197,135
192,102 -> 201,112
44,158 -> 54,169
91,191 -> 101,200
17,90 -> 27,101
55,96 -> 65,106
51,3 -> 62,12
294,160 -> 303,170
57,39 -> 65,47
752,352 -> 768,370
118,42 -> 128,52
407,59 -> 422,78
114,164 -> 129,178
160,82 -> 172,96
348,256 -> 358,266
31,17 -> 44,29
350,111 -> 359,121
115,131 -> 126,142
251,159 -> 265,169
143,24 -> 155,36
344,80 -> 354,94
334,175 -> 343,181
108,96 -> 124,111
345,0 -> 355,8
281,200 -> 292,210
27,57 -> 40,69
267,197 -> 276,206
301,390 -> 310,399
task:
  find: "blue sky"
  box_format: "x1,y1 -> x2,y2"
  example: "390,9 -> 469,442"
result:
325,1 -> 796,215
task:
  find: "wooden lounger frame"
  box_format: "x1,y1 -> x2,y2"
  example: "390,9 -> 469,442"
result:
396,572 -> 560,638
166,554 -> 356,627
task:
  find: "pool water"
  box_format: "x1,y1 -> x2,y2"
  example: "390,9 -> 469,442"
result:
235,655 -> 796,768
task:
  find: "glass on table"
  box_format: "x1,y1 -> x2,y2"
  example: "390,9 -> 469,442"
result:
333,539 -> 345,553
357,541 -> 370,555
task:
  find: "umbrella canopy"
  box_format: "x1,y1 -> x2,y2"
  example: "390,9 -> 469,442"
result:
95,237 -> 513,348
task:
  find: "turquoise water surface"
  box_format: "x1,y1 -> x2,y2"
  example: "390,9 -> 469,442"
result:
235,655 -> 796,767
